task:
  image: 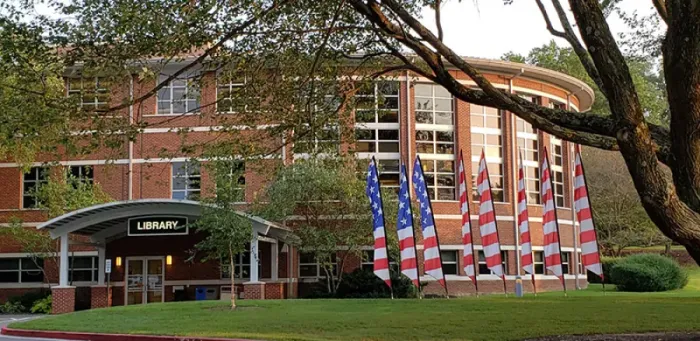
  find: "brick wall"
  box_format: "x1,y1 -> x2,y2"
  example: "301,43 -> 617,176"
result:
51,287 -> 76,314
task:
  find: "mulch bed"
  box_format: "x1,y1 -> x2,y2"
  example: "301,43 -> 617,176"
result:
525,332 -> 700,340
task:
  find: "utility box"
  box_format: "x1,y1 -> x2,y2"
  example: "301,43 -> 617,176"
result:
220,286 -> 232,301
205,287 -> 218,300
195,287 -> 207,301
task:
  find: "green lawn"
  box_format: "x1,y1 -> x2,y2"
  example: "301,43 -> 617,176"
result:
11,279 -> 700,341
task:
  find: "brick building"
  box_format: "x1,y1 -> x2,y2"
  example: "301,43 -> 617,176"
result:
0,58 -> 594,313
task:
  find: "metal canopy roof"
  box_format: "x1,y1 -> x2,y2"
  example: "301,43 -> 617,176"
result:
38,199 -> 292,242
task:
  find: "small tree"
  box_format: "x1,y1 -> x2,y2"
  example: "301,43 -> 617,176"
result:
194,160 -> 251,309
256,158 -> 397,294
0,168 -> 112,286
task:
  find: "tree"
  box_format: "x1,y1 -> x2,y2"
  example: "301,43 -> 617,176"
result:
0,168 -> 112,286
193,160 -> 252,309
6,0 -> 700,266
581,147 -> 668,256
255,158 -> 398,294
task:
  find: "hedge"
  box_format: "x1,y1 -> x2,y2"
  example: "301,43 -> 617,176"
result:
610,253 -> 688,292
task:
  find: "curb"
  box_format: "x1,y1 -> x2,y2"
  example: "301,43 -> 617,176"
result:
1,327 -> 260,341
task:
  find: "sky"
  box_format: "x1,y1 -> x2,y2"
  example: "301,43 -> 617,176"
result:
417,0 -> 657,59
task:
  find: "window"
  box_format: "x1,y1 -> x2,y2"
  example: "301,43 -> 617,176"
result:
299,252 -> 337,278
441,250 -> 458,275
422,159 -> 455,200
561,252 -> 571,275
550,137 -> 566,207
69,256 -> 98,282
361,250 -> 398,273
355,82 -> 400,154
477,250 -> 508,275
68,165 -> 94,185
172,162 -> 201,200
220,251 -> 254,279
376,159 -> 400,193
415,84 -> 455,155
534,251 -> 545,275
217,73 -> 261,113
67,77 -> 109,111
157,73 -> 200,115
229,161 -> 246,202
294,126 -> 340,155
0,258 -> 44,283
23,167 -> 48,209
516,117 -> 540,204
470,104 -> 504,202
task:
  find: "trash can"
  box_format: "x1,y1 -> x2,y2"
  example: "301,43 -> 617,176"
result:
195,287 -> 207,301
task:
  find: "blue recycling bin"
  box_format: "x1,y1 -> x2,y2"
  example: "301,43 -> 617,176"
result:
195,287 -> 207,301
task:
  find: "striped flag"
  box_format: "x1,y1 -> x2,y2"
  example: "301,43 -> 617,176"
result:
458,151 -> 477,287
412,156 -> 446,289
476,150 -> 505,280
397,162 -> 419,287
365,157 -> 391,288
573,146 -> 604,280
517,152 -> 535,276
541,148 -> 565,286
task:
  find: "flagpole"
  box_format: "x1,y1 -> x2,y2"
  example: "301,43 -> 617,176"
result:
402,160 -> 422,299
416,156 -> 449,298
575,145 -> 606,286
460,150 -> 479,297
544,148 -> 567,297
481,150 -> 508,296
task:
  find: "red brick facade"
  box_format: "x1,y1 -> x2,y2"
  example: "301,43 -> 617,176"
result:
0,59 -> 593,309
51,287 -> 76,314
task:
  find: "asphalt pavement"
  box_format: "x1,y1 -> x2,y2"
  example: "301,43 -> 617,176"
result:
0,315 -> 74,341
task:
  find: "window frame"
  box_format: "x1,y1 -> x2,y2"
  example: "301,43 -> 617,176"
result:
0,258 -> 44,284
440,250 -> 459,275
354,81 -> 400,160
470,103 -> 505,203
69,256 -> 98,283
67,77 -> 109,111
477,250 -> 508,276
421,159 -> 456,201
171,161 -> 201,201
22,167 -> 48,209
550,137 -> 566,208
220,250 -> 255,280
298,252 -> 337,279
156,73 -> 201,116
516,117 -> 541,205
68,165 -> 94,185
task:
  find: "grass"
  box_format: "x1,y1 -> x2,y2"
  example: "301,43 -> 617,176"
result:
10,282 -> 700,341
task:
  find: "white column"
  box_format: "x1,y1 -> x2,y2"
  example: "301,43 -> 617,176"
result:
97,245 -> 106,285
59,234 -> 69,287
250,232 -> 259,283
271,242 -> 279,281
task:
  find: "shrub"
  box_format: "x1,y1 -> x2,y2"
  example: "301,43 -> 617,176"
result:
610,254 -> 688,292
8,290 -> 50,311
0,301 -> 26,314
588,257 -> 622,284
335,268 -> 417,299
31,296 -> 52,314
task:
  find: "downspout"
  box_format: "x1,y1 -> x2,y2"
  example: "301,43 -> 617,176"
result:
509,69 -> 524,277
405,68 -> 412,186
128,76 -> 134,200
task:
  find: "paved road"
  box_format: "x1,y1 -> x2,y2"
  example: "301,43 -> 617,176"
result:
0,315 -> 74,341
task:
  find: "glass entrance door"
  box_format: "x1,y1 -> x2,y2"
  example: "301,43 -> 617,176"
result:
125,257 -> 164,305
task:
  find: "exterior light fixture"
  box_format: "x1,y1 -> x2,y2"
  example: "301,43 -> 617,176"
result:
115,257 -> 122,267
166,255 -> 173,265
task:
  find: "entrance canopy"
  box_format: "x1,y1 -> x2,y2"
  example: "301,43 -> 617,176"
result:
38,199 -> 294,243
39,199 -> 295,288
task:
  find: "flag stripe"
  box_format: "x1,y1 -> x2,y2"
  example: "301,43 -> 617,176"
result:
574,149 -> 603,280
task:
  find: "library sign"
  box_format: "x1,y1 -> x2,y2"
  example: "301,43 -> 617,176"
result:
128,216 -> 189,236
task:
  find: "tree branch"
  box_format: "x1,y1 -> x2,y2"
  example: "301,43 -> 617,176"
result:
652,0 -> 669,25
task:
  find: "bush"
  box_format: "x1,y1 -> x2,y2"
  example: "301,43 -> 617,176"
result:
588,257 -> 622,284
610,254 -> 688,292
335,268 -> 417,299
0,301 -> 25,314
31,296 -> 52,314
8,290 -> 50,311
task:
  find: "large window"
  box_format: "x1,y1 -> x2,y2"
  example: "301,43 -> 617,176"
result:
534,251 -> 545,275
441,250 -> 458,275
217,73 -> 259,114
470,104 -> 504,202
23,167 -> 48,209
550,137 -> 566,207
299,252 -> 337,278
361,250 -> 398,273
220,251 -> 253,279
293,126 -> 340,155
516,118 -> 540,204
69,256 -> 98,282
157,73 -> 200,115
0,258 -> 43,283
421,159 -> 456,200
67,77 -> 109,111
172,162 -> 201,200
477,250 -> 508,275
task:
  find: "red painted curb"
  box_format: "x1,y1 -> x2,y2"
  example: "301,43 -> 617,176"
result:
1,327 -> 261,341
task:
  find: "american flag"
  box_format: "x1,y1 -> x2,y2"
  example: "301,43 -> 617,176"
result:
458,152 -> 477,287
412,156 -> 446,289
573,146 -> 603,280
517,152 -> 535,276
476,150 -> 505,281
541,147 -> 565,287
365,157 -> 391,288
397,163 -> 419,288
